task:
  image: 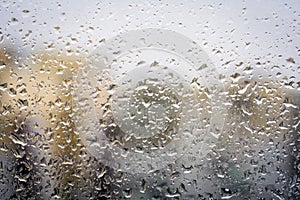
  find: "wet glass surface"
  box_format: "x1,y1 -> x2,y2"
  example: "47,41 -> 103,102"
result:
0,0 -> 299,199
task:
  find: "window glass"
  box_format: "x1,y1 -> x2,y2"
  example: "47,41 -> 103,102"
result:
0,0 -> 299,199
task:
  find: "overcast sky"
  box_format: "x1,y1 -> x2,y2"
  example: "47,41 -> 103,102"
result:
0,0 -> 299,82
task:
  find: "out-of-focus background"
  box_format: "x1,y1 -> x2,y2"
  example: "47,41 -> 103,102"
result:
0,0 -> 299,199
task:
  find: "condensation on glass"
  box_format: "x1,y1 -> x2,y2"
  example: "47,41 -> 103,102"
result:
0,0 -> 299,199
